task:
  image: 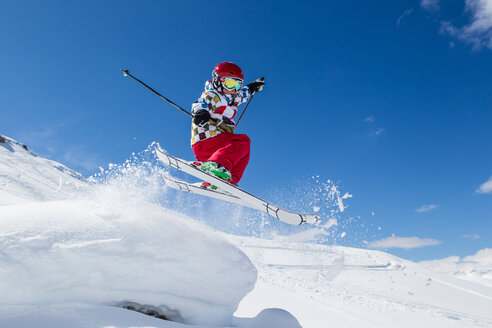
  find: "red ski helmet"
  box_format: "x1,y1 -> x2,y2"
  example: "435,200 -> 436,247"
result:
213,62 -> 244,80
212,62 -> 244,93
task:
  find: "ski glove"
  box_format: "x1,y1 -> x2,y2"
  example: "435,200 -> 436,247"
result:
193,110 -> 211,126
246,78 -> 265,94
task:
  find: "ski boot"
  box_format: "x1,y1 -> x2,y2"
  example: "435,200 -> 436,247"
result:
199,161 -> 232,190
200,161 -> 231,180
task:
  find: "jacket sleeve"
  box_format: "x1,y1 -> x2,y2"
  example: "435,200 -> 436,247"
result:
237,86 -> 252,104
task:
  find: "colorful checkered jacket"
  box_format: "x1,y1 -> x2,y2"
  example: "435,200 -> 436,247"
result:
190,81 -> 252,145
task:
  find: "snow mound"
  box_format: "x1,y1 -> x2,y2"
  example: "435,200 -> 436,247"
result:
0,304 -> 177,328
0,135 -> 85,206
0,195 -> 257,326
0,303 -> 303,328
247,308 -> 302,328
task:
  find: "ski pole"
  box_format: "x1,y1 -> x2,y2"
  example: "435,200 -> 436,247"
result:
121,69 -> 192,118
236,77 -> 264,127
236,93 -> 255,126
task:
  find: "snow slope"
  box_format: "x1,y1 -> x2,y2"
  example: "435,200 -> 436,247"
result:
0,135 -> 85,205
1,135 -> 492,328
231,237 -> 492,328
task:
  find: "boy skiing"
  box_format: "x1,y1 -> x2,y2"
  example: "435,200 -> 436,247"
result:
191,62 -> 265,185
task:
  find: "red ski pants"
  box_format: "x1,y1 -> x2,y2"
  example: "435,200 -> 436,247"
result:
192,132 -> 250,184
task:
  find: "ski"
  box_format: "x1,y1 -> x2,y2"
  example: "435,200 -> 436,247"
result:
163,175 -> 247,207
155,147 -> 321,225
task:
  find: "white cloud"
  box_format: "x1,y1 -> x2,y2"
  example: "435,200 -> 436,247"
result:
364,116 -> 385,138
419,248 -> 492,287
370,128 -> 386,138
415,204 -> 439,213
397,9 -> 415,27
463,248 -> 492,263
421,0 -> 441,12
367,235 -> 441,250
476,175 -> 492,193
440,0 -> 492,50
463,234 -> 481,239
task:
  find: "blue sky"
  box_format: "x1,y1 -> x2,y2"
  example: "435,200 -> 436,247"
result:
1,0 -> 491,261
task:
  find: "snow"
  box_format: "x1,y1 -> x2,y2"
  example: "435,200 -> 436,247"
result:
0,304 -> 302,328
0,136 -> 85,205
1,135 -> 492,328
0,199 -> 256,325
0,136 -> 256,326
231,237 -> 492,328
0,304 -> 181,328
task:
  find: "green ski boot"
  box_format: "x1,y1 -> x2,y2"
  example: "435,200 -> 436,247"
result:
200,161 -> 232,181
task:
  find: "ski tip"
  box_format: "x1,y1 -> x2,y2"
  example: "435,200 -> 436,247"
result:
303,214 -> 322,225
155,146 -> 165,154
121,69 -> 129,76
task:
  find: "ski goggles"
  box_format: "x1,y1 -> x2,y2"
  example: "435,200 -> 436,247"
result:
214,73 -> 243,91
221,77 -> 243,91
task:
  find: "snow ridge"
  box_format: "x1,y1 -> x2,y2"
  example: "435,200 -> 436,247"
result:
0,135 -> 85,206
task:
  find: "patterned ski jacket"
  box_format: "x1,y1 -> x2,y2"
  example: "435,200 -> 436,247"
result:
191,81 -> 252,146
